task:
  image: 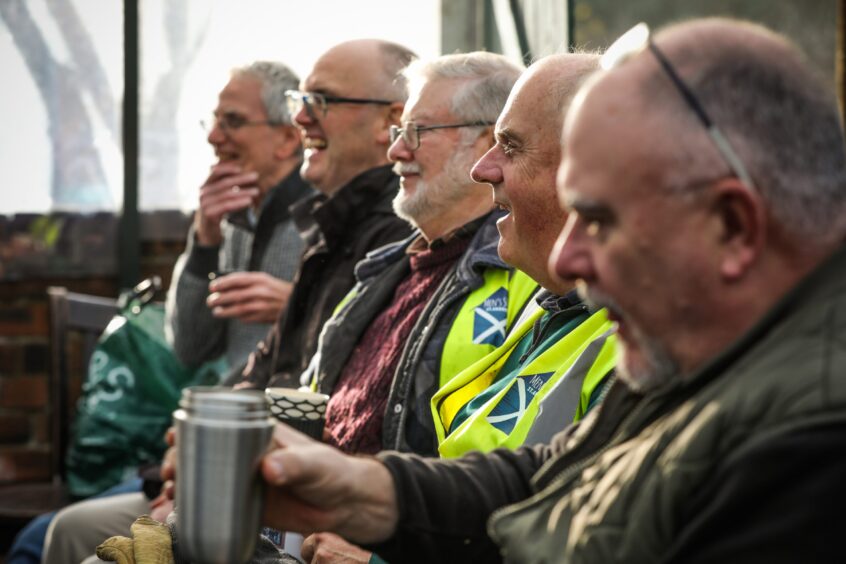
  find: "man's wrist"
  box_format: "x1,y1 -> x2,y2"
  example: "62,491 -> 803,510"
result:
346,457 -> 399,544
184,232 -> 221,278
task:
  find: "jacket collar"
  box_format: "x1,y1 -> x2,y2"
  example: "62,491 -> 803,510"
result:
353,210 -> 507,284
290,164 -> 398,252
534,288 -> 584,313
254,168 -> 313,229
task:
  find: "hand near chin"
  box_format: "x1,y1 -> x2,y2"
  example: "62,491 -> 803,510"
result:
195,163 -> 260,246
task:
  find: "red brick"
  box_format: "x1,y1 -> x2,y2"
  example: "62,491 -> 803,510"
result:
0,446 -> 50,483
0,341 -> 49,378
0,414 -> 29,443
23,342 -> 48,374
0,341 -> 23,374
31,413 -> 49,444
0,376 -> 48,409
0,302 -> 49,337
0,277 -> 118,302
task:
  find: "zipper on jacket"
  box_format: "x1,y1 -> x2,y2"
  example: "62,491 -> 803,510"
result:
385,271 -> 468,450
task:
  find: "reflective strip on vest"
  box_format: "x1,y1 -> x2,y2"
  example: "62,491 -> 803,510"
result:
522,329 -> 616,446
433,308 -> 615,458
438,269 -> 538,388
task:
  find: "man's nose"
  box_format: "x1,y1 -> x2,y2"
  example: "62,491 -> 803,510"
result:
293,103 -> 315,127
387,134 -> 412,163
470,145 -> 503,185
549,214 -> 595,284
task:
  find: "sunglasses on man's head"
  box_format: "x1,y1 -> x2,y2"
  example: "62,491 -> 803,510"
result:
601,23 -> 756,191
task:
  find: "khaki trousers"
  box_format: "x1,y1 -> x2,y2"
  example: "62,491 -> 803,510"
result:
42,492 -> 149,564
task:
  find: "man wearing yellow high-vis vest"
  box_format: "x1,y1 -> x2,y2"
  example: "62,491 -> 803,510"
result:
303,52 -> 537,461
430,53 -> 617,459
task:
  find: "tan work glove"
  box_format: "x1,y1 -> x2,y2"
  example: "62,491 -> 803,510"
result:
96,515 -> 174,564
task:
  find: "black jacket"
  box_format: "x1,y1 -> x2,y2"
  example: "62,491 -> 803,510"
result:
235,165 -> 412,388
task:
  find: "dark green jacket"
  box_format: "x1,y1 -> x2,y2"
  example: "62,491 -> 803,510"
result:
377,243 -> 846,563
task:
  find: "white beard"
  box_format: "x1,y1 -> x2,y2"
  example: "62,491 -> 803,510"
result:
392,145 -> 475,227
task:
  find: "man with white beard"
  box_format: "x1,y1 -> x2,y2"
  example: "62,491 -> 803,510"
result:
295,50 -> 534,562
304,51 -> 535,460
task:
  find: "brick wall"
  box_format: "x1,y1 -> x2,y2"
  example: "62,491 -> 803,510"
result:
0,238 -> 186,485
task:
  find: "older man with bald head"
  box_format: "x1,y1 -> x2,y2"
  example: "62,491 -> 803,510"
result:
243,19 -> 846,564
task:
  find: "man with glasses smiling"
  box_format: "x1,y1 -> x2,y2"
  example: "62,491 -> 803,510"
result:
308,51 -> 531,459
235,39 -> 415,391
165,61 -> 313,375
214,19 -> 846,564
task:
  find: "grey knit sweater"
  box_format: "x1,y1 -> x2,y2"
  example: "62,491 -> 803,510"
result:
165,171 -> 312,370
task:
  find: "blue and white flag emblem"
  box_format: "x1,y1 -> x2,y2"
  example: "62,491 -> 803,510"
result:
487,372 -> 554,434
473,287 -> 508,346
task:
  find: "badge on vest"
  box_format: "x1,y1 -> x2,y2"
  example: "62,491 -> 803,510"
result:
486,371 -> 554,433
473,287 -> 509,347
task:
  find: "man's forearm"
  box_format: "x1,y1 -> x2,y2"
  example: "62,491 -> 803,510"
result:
371,447 -> 543,563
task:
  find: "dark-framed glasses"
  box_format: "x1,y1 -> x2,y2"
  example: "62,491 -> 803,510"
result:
285,90 -> 393,120
601,23 -> 755,190
389,120 -> 495,150
199,112 -> 278,134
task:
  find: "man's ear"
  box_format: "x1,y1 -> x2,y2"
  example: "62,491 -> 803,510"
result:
711,179 -> 767,281
273,125 -> 302,160
375,102 -> 405,145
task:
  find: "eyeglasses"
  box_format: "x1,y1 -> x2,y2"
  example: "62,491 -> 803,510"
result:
200,112 -> 279,134
389,120 -> 495,151
601,23 -> 755,190
284,90 -> 392,120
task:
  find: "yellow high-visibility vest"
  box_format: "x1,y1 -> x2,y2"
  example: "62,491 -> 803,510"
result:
433,308 -> 616,458
437,269 -> 539,387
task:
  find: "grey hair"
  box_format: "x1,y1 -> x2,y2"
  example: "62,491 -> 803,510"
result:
231,60 -> 300,124
376,41 -> 418,101
404,51 -> 525,124
642,18 -> 846,244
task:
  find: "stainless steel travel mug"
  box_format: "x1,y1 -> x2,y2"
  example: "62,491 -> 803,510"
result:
173,387 -> 275,564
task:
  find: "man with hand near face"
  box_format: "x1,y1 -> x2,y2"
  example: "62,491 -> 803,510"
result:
9,60 -> 308,564
166,61 -> 311,371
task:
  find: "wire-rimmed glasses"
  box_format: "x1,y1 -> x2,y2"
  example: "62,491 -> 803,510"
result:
199,112 -> 278,134
389,120 -> 495,150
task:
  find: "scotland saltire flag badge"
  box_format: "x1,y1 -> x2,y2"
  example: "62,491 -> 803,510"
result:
487,372 -> 554,433
473,287 -> 508,346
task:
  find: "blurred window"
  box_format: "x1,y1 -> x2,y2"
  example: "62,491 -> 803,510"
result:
572,0 -> 836,93
0,0 -> 440,216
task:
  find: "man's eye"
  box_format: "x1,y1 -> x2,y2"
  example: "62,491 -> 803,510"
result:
222,114 -> 247,128
586,220 -> 603,237
500,141 -> 516,156
573,210 -> 611,238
